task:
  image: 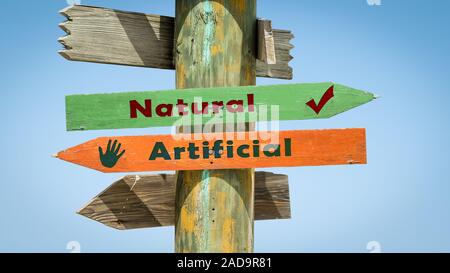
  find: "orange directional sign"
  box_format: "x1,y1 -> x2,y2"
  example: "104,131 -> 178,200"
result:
55,129 -> 367,173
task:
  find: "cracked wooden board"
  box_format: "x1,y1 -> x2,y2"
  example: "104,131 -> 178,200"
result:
58,5 -> 294,79
78,172 -> 291,230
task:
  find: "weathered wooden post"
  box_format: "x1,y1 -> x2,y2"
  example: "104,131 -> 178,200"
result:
174,0 -> 257,253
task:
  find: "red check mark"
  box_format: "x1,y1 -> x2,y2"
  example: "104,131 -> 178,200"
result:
306,85 -> 335,114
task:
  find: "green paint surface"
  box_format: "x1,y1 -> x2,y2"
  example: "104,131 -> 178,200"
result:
66,83 -> 375,131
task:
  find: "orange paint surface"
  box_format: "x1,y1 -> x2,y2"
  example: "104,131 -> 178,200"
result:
56,129 -> 367,173
211,45 -> 223,56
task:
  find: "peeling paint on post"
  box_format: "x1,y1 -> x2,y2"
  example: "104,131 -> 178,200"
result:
202,2 -> 214,65
174,0 -> 256,253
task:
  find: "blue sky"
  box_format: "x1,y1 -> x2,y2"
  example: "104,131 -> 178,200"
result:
0,0 -> 449,252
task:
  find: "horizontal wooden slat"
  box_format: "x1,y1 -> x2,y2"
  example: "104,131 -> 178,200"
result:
59,5 -> 294,79
256,29 -> 294,79
78,172 -> 291,230
65,83 -> 375,131
55,129 -> 367,173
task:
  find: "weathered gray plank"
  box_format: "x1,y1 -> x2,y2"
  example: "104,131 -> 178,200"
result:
258,19 -> 276,65
256,29 -> 294,80
59,5 -> 294,79
78,172 -> 291,230
59,5 -> 175,70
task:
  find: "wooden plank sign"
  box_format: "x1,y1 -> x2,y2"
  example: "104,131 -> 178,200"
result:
55,129 -> 367,173
66,83 -> 376,131
59,5 -> 294,79
78,172 -> 290,230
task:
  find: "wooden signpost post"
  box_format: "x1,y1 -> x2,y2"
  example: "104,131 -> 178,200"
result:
56,2 -> 376,253
174,0 -> 257,253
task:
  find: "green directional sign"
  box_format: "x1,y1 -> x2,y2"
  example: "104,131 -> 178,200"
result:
65,82 -> 376,131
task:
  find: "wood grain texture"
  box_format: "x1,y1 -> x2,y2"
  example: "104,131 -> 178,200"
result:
174,0 -> 257,253
256,29 -> 294,79
78,172 -> 290,230
58,5 -> 294,79
257,19 -> 276,64
65,83 -> 376,131
59,5 -> 175,70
